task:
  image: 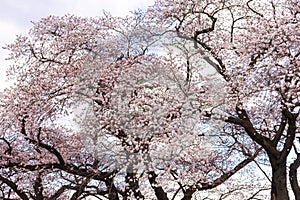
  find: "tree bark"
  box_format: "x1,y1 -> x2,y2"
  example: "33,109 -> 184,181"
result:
124,171 -> 144,199
269,155 -> 290,200
289,152 -> 300,200
181,188 -> 195,200
105,178 -> 120,200
148,171 -> 169,200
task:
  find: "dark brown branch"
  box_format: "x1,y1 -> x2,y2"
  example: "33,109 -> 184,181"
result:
20,119 -> 66,165
0,175 -> 29,200
197,147 -> 262,190
148,171 -> 169,200
70,178 -> 89,200
124,171 -> 144,199
254,160 -> 272,182
247,188 -> 271,200
33,173 -> 44,200
0,137 -> 12,154
272,112 -> 287,146
280,109 -> 297,159
181,188 -> 196,200
104,178 -> 120,200
289,146 -> 300,200
26,128 -> 66,166
186,60 -> 191,83
247,0 -> 264,17
193,12 -> 217,36
249,40 -> 272,68
226,106 -> 279,157
48,185 -> 70,200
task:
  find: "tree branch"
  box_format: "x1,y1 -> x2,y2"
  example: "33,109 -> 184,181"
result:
196,147 -> 262,190
289,145 -> 300,200
148,171 -> 169,200
0,175 -> 29,200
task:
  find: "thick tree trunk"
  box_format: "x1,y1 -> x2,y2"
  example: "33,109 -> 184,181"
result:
148,171 -> 169,200
289,153 -> 300,200
269,156 -> 289,200
181,188 -> 195,200
105,179 -> 120,200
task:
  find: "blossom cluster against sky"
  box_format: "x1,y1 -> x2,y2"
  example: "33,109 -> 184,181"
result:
0,0 -> 154,90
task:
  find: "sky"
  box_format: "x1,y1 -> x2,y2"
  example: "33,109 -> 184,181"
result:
0,0 -> 154,90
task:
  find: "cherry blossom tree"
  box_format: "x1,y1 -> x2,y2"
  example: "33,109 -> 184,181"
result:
0,8 -> 265,200
0,15 -> 117,200
148,0 -> 300,199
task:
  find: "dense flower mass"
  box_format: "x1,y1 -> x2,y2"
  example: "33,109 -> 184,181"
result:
0,0 -> 299,199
